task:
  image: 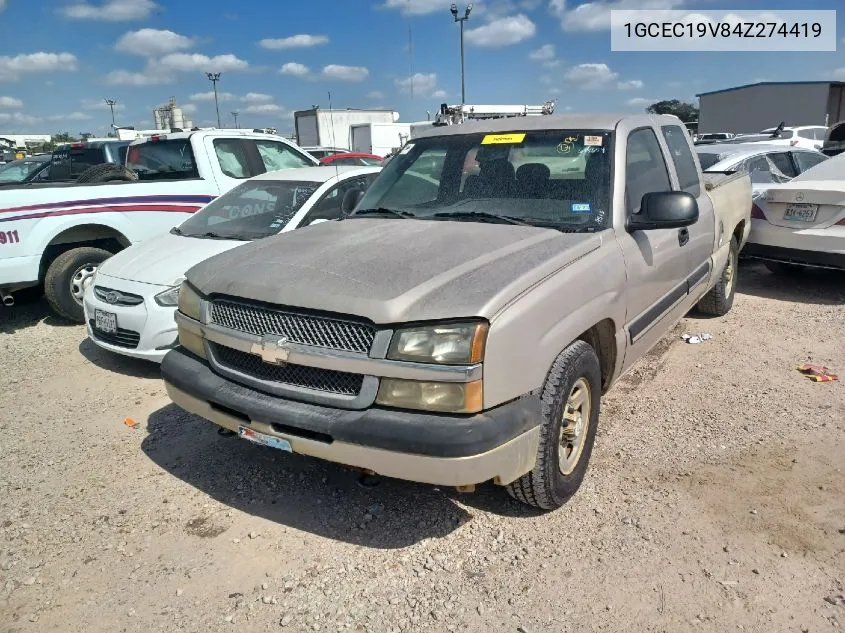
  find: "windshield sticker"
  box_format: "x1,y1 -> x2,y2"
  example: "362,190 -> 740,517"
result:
557,141 -> 573,154
399,142 -> 415,154
584,135 -> 603,146
481,133 -> 526,145
571,203 -> 592,213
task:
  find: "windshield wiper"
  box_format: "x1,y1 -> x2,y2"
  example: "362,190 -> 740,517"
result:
431,211 -> 532,226
351,207 -> 415,219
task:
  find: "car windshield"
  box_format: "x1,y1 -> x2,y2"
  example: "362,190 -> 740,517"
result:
0,158 -> 48,183
352,129 -> 613,231
126,139 -> 199,180
175,179 -> 322,240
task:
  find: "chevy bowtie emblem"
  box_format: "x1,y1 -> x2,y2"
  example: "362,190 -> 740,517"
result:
251,335 -> 290,364
795,191 -> 804,201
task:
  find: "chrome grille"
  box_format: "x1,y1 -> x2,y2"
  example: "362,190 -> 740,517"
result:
209,300 -> 376,354
212,344 -> 364,396
93,286 -> 144,306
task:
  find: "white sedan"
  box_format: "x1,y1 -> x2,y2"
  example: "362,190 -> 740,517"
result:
747,152 -> 845,273
83,165 -> 381,362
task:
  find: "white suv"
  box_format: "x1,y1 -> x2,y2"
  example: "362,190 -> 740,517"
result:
751,125 -> 827,151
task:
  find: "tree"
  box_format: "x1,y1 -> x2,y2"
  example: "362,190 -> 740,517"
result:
646,100 -> 699,123
53,132 -> 76,143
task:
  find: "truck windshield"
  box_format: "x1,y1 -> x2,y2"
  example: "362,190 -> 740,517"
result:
175,180 -> 322,240
126,139 -> 199,181
353,129 -> 613,231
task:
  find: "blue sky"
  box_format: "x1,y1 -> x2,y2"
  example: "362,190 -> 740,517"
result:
0,0 -> 843,135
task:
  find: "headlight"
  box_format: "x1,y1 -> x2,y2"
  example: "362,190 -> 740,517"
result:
154,285 -> 180,307
376,379 -> 482,413
176,281 -> 202,320
387,322 -> 487,365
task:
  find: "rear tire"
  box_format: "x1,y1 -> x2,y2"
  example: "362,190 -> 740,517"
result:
764,261 -> 805,276
76,163 -> 137,183
697,236 -> 738,316
506,340 -> 601,511
44,247 -> 112,323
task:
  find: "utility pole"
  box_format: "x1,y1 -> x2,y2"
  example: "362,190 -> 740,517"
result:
104,99 -> 117,128
450,3 -> 472,104
205,72 -> 222,128
231,111 -> 239,128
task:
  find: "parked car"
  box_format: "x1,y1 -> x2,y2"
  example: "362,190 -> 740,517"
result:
319,152 -> 383,166
695,143 -> 828,197
731,124 -> 828,151
160,114 -> 752,510
746,152 -> 845,273
83,165 -> 381,362
694,132 -> 736,145
0,154 -> 52,186
820,120 -> 845,157
302,146 -> 350,160
0,130 -> 318,321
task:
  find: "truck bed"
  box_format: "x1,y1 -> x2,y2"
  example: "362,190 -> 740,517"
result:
703,170 -> 752,251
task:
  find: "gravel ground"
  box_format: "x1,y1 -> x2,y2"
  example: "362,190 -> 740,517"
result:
1,261 -> 844,633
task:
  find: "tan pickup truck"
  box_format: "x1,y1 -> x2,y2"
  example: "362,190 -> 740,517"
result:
161,114 -> 751,510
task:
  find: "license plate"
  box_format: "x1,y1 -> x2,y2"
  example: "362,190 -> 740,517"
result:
238,426 -> 292,453
94,309 -> 117,333
783,203 -> 818,222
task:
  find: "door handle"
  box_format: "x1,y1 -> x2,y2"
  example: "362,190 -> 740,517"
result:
678,227 -> 690,247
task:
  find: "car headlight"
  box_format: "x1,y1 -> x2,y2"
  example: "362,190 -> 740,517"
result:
386,322 -> 488,365
154,285 -> 181,307
176,281 -> 202,320
376,379 -> 482,413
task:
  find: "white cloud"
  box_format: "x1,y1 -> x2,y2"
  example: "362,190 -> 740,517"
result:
367,90 -> 385,100
115,29 -> 194,57
59,0 -> 158,21
564,63 -> 619,89
47,111 -> 93,122
0,96 -> 22,108
543,59 -> 561,68
105,69 -> 173,85
280,62 -> 310,77
321,64 -> 369,82
550,0 -> 688,32
181,103 -> 197,114
395,72 -> 448,99
243,103 -> 291,118
833,68 -> 845,81
0,112 -> 41,125
431,89 -> 447,99
0,52 -> 78,81
189,91 -> 236,102
258,34 -> 329,50
242,92 -> 273,103
380,0 -> 454,15
529,44 -> 555,60
626,97 -> 654,108
80,98 -> 126,111
465,14 -> 536,47
617,79 -> 643,90
0,1 -> 7,12
549,87 -> 562,95
159,53 -> 248,73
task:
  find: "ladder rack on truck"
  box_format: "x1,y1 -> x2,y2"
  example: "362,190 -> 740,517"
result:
433,101 -> 556,126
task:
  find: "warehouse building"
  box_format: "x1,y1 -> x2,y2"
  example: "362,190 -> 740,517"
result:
697,81 -> 845,134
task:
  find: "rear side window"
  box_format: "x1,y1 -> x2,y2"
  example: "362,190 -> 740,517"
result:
126,139 -> 200,181
626,129 -> 671,215
798,129 -> 815,139
253,140 -> 314,172
792,151 -> 827,172
213,139 -> 251,179
661,125 -> 700,196
767,152 -> 797,178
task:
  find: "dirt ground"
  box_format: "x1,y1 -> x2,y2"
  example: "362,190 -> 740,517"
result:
1,261 -> 844,633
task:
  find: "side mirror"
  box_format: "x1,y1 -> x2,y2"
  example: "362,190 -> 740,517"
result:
341,188 -> 365,216
626,191 -> 699,232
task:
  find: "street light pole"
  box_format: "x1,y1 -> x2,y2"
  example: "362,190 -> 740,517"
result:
206,72 -> 222,128
231,111 -> 239,129
104,99 -> 117,128
450,3 -> 472,104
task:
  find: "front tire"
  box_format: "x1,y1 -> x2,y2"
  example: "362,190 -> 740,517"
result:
507,340 -> 601,510
44,247 -> 112,323
697,236 -> 738,316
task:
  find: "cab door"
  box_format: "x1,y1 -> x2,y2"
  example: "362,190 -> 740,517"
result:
616,127 -> 691,370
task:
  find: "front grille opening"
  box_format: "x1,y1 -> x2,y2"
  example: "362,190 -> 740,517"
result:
212,344 -> 364,396
269,423 -> 333,444
209,401 -> 250,423
89,320 -> 141,349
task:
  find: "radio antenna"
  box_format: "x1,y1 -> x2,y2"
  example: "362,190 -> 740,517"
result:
327,91 -> 340,182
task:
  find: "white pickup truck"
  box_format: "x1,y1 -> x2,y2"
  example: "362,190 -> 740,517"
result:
0,130 -> 318,321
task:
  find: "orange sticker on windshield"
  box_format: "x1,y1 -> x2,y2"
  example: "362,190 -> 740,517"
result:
481,133 -> 526,145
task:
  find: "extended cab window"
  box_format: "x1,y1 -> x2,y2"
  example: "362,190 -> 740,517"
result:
214,139 -> 251,179
355,129 -> 613,231
793,151 -> 827,172
626,129 -> 671,215
661,125 -> 700,196
767,152 -> 797,178
127,139 -> 199,181
254,140 -> 314,172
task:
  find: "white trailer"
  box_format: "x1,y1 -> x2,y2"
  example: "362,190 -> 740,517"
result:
294,108 -> 399,150
350,122 -> 429,156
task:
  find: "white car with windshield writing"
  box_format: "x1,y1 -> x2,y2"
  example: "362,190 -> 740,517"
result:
83,165 -> 381,362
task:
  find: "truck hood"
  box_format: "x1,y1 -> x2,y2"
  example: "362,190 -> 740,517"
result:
99,231 -> 246,287
186,218 -> 604,324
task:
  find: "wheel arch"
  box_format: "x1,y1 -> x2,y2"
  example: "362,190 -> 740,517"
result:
39,223 -> 130,280
576,318 -> 617,394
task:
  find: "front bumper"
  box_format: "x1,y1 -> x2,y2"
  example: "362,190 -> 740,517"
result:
161,347 -> 542,487
82,273 -> 179,363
